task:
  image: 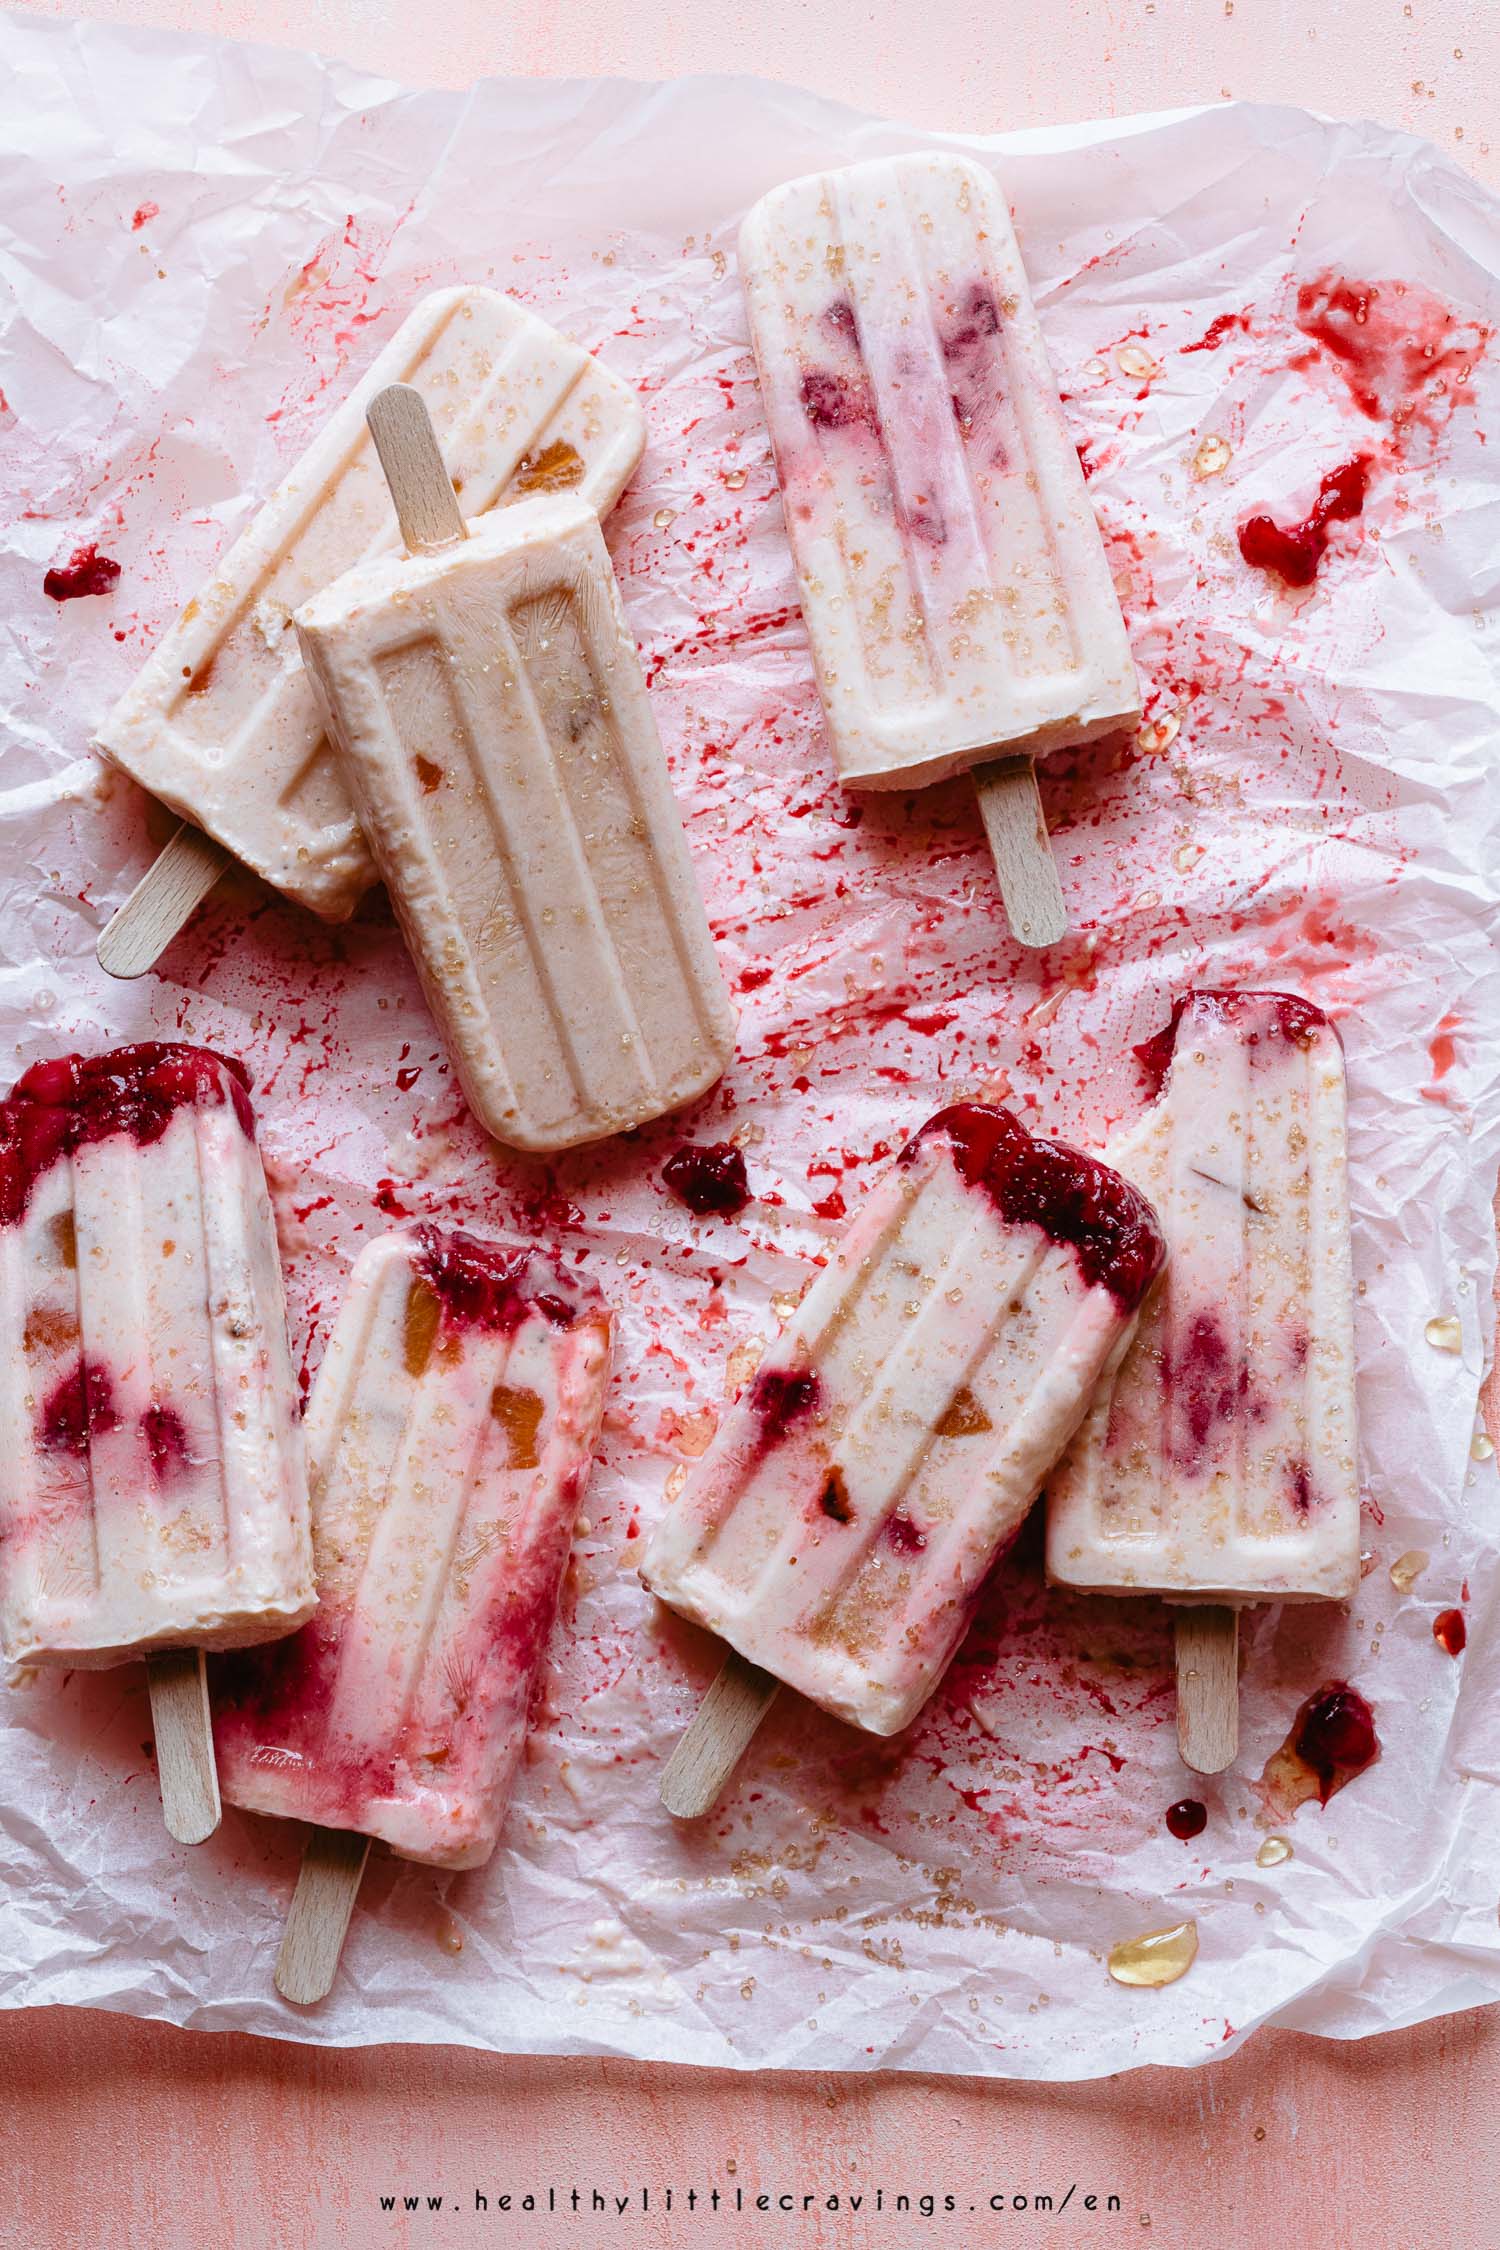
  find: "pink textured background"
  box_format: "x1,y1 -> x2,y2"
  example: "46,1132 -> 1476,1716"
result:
4,2 -> 1499,2243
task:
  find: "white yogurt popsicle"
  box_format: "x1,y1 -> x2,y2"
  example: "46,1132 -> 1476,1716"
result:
213,1224 -> 612,1871
643,1103 -> 1164,1741
1046,990 -> 1360,1606
96,287 -> 646,924
295,390 -> 736,1154
739,152 -> 1140,794
0,1044 -> 312,1670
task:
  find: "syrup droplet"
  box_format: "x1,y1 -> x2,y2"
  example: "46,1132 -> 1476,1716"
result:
1137,711 -> 1181,754
1115,342 -> 1160,381
1256,1836 -> 1293,1868
1390,1549 -> 1429,1592
1193,433 -> 1232,478
653,507 -> 677,531
434,1917 -> 464,1956
1107,1920 -> 1198,1988
723,467 -> 749,490
1425,1314 -> 1462,1351
1165,1798 -> 1207,1841
1259,1683 -> 1379,1818
1471,1432 -> 1494,1461
1433,1607 -> 1467,1656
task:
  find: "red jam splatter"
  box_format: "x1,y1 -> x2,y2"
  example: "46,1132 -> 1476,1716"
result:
884,1511 -> 927,1556
44,544 -> 123,603
1,1046 -> 254,1227
1166,1798 -> 1208,1840
141,1404 -> 191,1483
1134,990 -> 1334,1100
1257,1682 -> 1381,1821
131,201 -> 159,231
1256,1684 -> 1379,1821
1237,457 -> 1371,588
748,1365 -> 821,1452
661,1142 -> 751,1219
904,1105 -> 1164,1311
1293,274 -> 1486,436
41,1358 -> 119,1456
410,1224 -> 595,1335
1433,1608 -> 1467,1656
1293,1684 -> 1379,1799
1182,309 -> 1251,354
1428,1015 -> 1460,1081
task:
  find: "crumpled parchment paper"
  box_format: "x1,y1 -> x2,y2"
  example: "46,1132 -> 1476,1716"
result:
1,13 -> 1498,2078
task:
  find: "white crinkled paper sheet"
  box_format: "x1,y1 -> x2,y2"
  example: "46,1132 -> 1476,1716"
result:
1,14 -> 1498,2079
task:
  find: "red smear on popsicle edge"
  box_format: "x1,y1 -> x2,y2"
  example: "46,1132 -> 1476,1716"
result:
1133,990 -> 1335,1101
412,1224 -> 600,1336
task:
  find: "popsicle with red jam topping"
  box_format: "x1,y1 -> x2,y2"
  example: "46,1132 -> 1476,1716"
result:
0,1044 -> 312,1841
214,1224 -> 611,1873
642,1104 -> 1163,1808
0,1044 -> 311,1667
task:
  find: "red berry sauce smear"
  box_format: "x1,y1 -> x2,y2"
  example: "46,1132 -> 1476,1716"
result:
409,1223 -> 600,1335
904,1104 -> 1165,1312
1237,456 -> 1371,588
661,1141 -> 751,1218
43,543 -> 122,602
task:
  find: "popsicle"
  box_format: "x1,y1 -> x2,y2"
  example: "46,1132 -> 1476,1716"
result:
642,1103 -> 1164,1812
293,382 -> 736,1153
95,286 -> 646,975
739,152 -> 1141,947
1046,991 -> 1360,1772
213,1223 -> 611,2002
0,1044 -> 312,1841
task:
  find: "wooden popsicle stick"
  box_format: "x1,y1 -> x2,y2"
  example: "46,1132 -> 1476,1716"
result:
275,1826 -> 372,2005
659,1649 -> 780,1819
972,754 -> 1068,949
1174,1606 -> 1239,1775
145,1647 -> 222,1845
366,384 -> 468,556
96,821 -> 234,980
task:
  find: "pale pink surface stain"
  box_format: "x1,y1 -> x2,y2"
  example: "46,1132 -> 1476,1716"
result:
3,0 -> 1500,2241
